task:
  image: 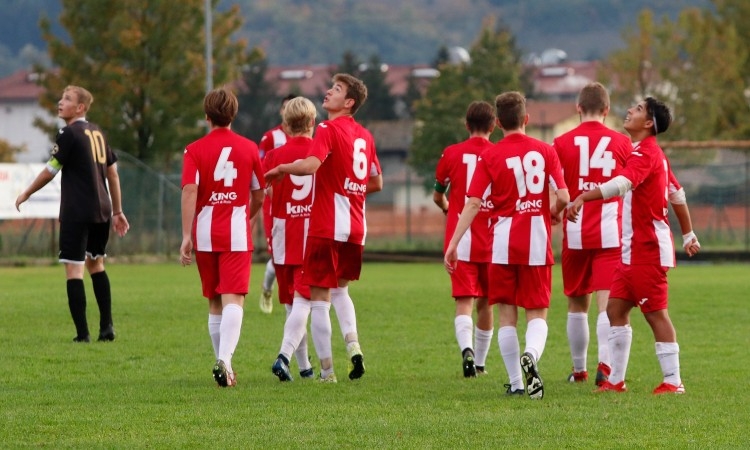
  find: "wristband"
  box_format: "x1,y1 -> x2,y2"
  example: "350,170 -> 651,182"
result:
682,231 -> 698,248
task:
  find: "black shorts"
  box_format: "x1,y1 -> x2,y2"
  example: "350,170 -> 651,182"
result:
59,221 -> 111,263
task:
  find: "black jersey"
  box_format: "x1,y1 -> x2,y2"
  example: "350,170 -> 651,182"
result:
51,119 -> 118,223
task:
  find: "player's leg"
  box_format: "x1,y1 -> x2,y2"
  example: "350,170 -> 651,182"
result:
85,222 -> 114,341
259,259 -> 275,314
454,296 -> 476,377
60,221 -> 90,342
562,248 -> 592,381
333,242 -> 366,380
489,264 -> 523,394
474,296 -> 493,375
591,248 -> 620,385
212,251 -> 250,387
518,265 -> 552,399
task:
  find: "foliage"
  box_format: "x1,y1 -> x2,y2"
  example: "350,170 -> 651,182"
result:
601,3 -> 750,141
233,57 -> 282,143
328,52 -> 398,122
34,0 -> 258,167
0,138 -> 25,162
0,262 -> 747,447
409,17 -> 525,189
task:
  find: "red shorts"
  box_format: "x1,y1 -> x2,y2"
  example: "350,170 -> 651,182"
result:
195,250 -> 251,299
301,236 -> 363,289
609,263 -> 669,313
450,260 -> 489,299
561,247 -> 621,297
488,264 -> 551,309
275,264 -> 310,304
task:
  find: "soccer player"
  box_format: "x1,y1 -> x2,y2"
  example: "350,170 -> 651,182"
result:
265,73 -> 382,382
264,97 -> 317,381
433,100 -> 496,378
567,97 -> 701,395
180,87 -> 265,388
257,94 -> 298,314
445,91 -> 569,399
552,82 -> 633,386
15,85 -> 129,343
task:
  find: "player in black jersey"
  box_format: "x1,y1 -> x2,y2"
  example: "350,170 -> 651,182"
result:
15,85 -> 130,342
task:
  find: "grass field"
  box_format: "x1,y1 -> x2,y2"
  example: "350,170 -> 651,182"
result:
1,261 -> 748,448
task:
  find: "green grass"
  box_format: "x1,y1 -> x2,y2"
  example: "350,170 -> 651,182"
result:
1,262 -> 748,448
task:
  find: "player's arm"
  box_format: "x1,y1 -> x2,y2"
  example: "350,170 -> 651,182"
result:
551,187 -> 570,224
367,173 -> 383,194
14,160 -> 58,211
444,196 -> 481,273
107,163 -> 130,237
180,184 -> 198,266
433,181 -> 449,215
669,188 -> 701,257
249,188 -> 265,220
265,155 -> 321,181
567,175 -> 632,223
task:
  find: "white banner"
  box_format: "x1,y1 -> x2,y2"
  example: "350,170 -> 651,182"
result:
0,163 -> 61,219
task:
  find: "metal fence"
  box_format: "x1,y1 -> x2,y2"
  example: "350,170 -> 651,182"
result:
1,146 -> 748,262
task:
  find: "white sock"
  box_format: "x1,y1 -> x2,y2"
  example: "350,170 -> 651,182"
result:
596,311 -> 610,366
208,314 -> 222,359
474,326 -> 493,367
525,318 -> 548,362
310,301 -> 332,371
331,286 -> 358,345
567,312 -> 589,372
608,325 -> 633,384
287,302 -> 312,371
655,342 -> 681,386
263,259 -> 276,291
218,304 -> 244,373
498,326 -> 523,390
279,299 -> 311,365
454,315 -> 473,354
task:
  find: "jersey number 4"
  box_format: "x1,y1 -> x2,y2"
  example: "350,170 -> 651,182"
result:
214,147 -> 238,187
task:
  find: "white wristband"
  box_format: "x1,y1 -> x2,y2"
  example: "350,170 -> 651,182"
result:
682,231 -> 699,249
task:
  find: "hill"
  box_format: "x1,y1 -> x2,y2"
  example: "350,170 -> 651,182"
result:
0,0 -> 711,77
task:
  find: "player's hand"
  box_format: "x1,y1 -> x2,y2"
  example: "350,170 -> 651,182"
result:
682,231 -> 701,257
180,238 -> 193,266
15,193 -> 29,212
113,213 -> 130,237
264,167 -> 283,184
550,204 -> 562,225
566,197 -> 584,223
444,246 -> 458,274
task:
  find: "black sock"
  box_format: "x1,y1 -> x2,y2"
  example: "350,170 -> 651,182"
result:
66,279 -> 89,338
91,271 -> 112,331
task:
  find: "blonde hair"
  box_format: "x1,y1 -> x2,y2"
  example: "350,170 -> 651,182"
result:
283,97 -> 317,135
64,85 -> 94,112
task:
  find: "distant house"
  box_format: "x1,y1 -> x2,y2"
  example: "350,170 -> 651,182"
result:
0,70 -> 56,163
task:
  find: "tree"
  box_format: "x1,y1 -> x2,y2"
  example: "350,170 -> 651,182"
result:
357,54 -> 397,121
409,17 -> 526,187
35,0 -> 259,167
0,138 -> 24,162
233,57 -> 282,143
601,5 -> 750,141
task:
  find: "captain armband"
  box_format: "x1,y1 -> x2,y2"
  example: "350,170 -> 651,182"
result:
669,188 -> 687,205
45,157 -> 62,176
599,175 -> 632,200
434,181 -> 448,194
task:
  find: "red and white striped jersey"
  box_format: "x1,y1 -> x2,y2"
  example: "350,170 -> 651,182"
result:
263,136 -> 314,265
620,136 -> 676,267
182,128 -> 264,252
469,134 -> 567,266
259,125 -> 289,159
553,121 -> 632,249
306,116 -> 381,244
435,136 -> 494,262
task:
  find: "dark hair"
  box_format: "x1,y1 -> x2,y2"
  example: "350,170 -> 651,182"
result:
204,86 -> 238,127
644,96 -> 672,135
281,94 -> 298,105
465,101 -> 495,133
495,91 -> 526,130
578,82 -> 609,115
332,73 -> 368,114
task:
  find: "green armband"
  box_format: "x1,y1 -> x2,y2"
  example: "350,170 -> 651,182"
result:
434,181 -> 447,193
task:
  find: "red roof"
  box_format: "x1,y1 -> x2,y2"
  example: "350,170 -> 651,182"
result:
0,70 -> 44,102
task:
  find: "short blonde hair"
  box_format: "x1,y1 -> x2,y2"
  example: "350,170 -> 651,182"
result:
283,97 -> 317,135
64,85 -> 94,112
